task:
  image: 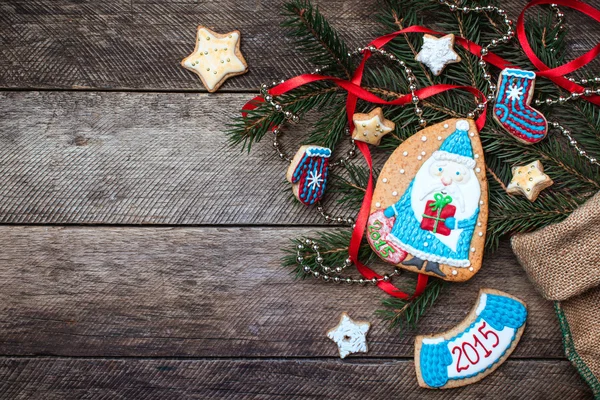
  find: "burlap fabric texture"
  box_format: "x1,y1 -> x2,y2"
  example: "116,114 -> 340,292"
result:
511,191 -> 600,398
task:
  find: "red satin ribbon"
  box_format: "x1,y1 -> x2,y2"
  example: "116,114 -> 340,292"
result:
242,1 -> 600,299
517,0 -> 600,106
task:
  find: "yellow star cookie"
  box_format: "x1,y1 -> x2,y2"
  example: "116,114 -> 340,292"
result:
181,26 -> 248,92
507,160 -> 553,201
352,108 -> 395,146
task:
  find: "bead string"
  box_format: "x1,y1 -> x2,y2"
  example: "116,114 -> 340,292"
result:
296,238 -> 402,285
550,121 -> 600,167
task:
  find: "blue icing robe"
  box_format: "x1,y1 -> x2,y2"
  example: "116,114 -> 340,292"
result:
420,294 -> 527,388
384,181 -> 478,267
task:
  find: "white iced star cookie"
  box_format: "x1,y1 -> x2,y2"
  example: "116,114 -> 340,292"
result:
415,34 -> 461,76
352,107 -> 396,146
507,160 -> 553,202
181,26 -> 248,92
326,312 -> 370,359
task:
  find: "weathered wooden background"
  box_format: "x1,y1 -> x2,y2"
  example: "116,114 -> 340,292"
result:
0,0 -> 597,398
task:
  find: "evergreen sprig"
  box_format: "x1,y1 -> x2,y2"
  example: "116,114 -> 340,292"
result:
377,279 -> 446,332
227,0 -> 599,334
282,0 -> 354,79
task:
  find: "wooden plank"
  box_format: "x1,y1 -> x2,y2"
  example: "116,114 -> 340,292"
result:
0,358 -> 590,399
0,226 -> 564,358
0,91 -> 358,225
0,0 -> 378,90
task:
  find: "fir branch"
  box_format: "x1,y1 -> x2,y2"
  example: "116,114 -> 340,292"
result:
376,279 -> 445,333
282,0 -> 353,79
282,230 -> 374,278
330,162 -> 377,210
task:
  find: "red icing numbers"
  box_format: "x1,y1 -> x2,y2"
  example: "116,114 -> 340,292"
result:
451,321 -> 499,373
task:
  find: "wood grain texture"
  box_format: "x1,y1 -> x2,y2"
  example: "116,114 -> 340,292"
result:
0,0 -> 378,90
0,91 -> 354,225
0,226 -> 563,358
0,358 -> 591,400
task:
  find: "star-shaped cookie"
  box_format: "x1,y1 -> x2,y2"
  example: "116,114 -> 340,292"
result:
181,26 -> 248,92
326,312 -> 370,359
352,108 -> 395,146
415,34 -> 461,76
507,160 -> 553,201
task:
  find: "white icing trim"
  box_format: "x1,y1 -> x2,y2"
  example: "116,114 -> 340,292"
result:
422,337 -> 445,345
456,119 -> 470,131
433,151 -> 476,169
475,293 -> 487,316
387,234 -> 471,267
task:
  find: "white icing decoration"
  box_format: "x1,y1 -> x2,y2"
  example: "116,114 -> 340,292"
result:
442,293 -> 517,379
407,153 -> 481,263
415,34 -> 460,76
452,270 -> 458,276
438,136 -> 443,141
423,337 -> 445,345
476,293 -> 488,315
421,151 -> 426,156
403,151 -> 409,156
474,154 -> 480,159
383,178 -> 388,183
470,132 -> 475,137
392,191 -> 398,196
477,222 -> 482,227
433,150 -> 476,169
327,313 -> 370,359
400,169 -> 405,174
469,267 -> 474,271
375,202 -> 381,208
443,124 -> 449,129
418,156 -> 422,160
471,247 -> 476,252
424,242 -> 429,247
456,120 -> 470,131
476,167 -> 481,173
479,200 -> 484,205
421,136 -> 427,142
478,232 -> 483,237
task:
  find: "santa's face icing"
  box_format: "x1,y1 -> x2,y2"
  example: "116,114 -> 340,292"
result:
429,159 -> 471,187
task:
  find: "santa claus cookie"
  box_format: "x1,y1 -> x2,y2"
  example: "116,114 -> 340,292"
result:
415,288 -> 527,389
367,119 -> 488,282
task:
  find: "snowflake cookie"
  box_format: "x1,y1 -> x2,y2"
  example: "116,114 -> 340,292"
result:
181,26 -> 248,92
327,312 -> 370,359
415,34 -> 461,76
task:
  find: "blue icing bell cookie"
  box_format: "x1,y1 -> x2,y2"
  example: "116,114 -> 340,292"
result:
415,288 -> 527,389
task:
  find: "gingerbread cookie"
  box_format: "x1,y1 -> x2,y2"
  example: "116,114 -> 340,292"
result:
415,34 -> 461,76
181,26 -> 248,92
352,107 -> 395,146
415,288 -> 527,389
368,119 -> 488,282
493,68 -> 548,144
286,145 -> 331,205
507,160 -> 553,201
326,312 -> 370,359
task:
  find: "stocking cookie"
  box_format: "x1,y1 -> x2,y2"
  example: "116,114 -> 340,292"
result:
507,160 -> 553,201
369,119 -> 488,282
415,289 -> 527,389
493,68 -> 548,144
327,312 -> 370,359
286,145 -> 331,205
181,26 -> 248,92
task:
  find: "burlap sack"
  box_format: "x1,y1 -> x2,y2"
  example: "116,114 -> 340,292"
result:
511,191 -> 600,397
